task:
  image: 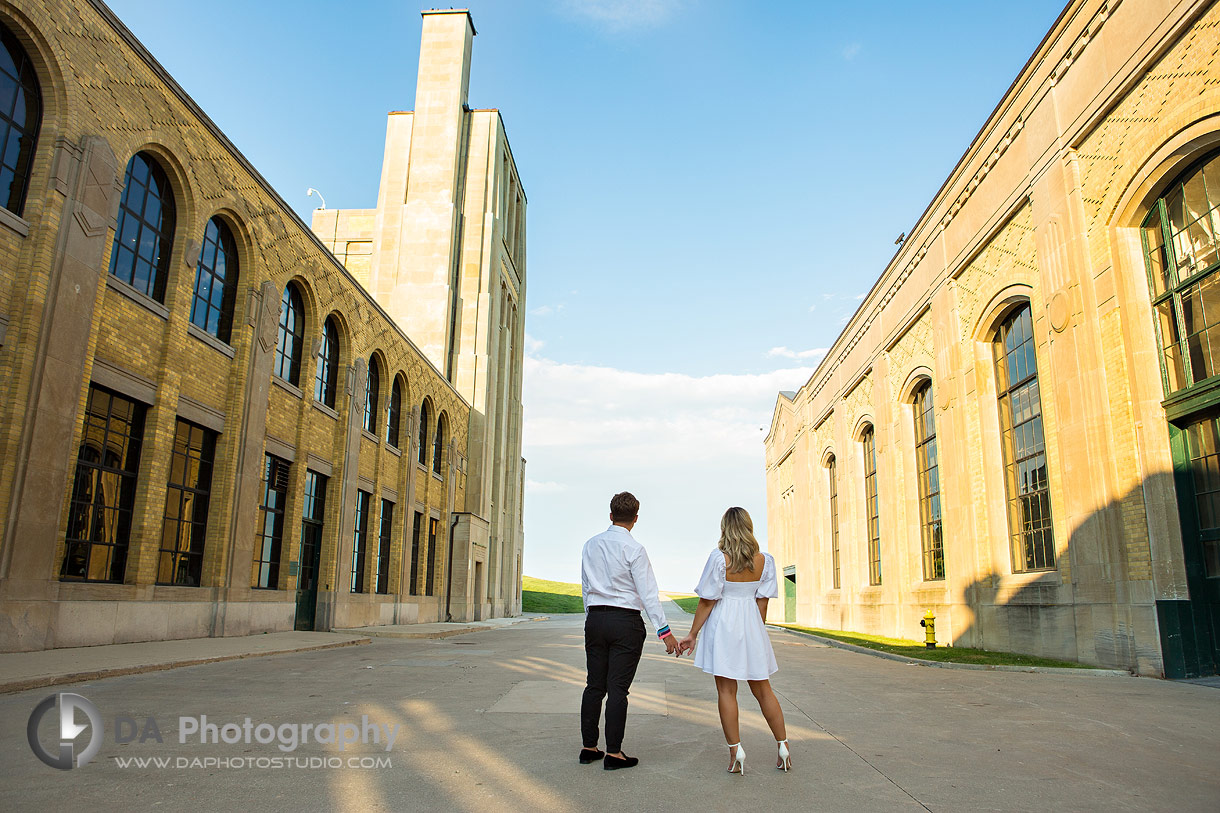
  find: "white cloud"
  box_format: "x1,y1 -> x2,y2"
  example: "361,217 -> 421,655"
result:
522,356 -> 814,590
530,305 -> 554,317
842,42 -> 862,60
767,346 -> 828,360
557,0 -> 684,31
526,479 -> 569,494
808,304 -> 817,312
524,334 -> 546,354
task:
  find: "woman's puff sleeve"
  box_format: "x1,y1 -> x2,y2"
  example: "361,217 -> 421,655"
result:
694,550 -> 725,600
756,554 -> 780,599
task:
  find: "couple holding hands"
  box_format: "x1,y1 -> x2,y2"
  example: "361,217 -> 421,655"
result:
579,492 -> 791,776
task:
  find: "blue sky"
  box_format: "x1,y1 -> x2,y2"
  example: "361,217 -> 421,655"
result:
106,0 -> 1067,590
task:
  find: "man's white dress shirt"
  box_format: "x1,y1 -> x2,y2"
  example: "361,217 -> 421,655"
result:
581,524 -> 672,639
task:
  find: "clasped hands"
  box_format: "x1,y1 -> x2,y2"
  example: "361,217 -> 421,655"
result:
663,633 -> 697,657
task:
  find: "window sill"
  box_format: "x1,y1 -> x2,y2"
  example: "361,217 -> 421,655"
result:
107,275 -> 170,320
0,205 -> 30,237
361,429 -> 380,444
431,471 -> 445,483
187,323 -> 236,359
386,444 -> 402,457
1003,568 -> 1059,583
312,400 -> 339,421
272,376 -> 303,399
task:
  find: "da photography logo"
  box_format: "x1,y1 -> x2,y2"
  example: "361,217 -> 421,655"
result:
27,693 -> 103,770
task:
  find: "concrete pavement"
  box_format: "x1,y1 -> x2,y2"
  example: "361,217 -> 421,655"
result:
1,601 -> 1218,812
0,631 -> 370,694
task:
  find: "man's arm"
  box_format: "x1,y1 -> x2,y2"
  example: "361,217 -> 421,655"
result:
629,547 -> 679,654
580,544 -> 589,611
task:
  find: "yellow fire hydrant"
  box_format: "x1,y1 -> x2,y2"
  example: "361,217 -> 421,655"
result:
920,610 -> 937,648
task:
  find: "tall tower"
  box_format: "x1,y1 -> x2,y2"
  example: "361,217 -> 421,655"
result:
314,8 -> 526,620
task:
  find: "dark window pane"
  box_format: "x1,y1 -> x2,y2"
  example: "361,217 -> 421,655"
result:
191,217 -> 238,342
61,386 -> 145,583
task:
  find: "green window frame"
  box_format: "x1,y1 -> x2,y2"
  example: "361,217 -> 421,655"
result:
376,498 -> 394,594
351,489 -> 371,593
828,455 -> 840,590
254,455 -> 289,589
913,381 -> 945,581
1142,152 -> 1220,396
298,471 -> 327,594
157,419 -> 216,586
862,426 -> 881,586
62,385 -> 146,583
995,304 -> 1055,572
409,511 -> 423,595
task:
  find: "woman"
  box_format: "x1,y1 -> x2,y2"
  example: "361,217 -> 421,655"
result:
678,507 -> 791,775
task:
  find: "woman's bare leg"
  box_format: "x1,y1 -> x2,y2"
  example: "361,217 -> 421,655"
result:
715,676 -> 740,769
747,679 -> 788,766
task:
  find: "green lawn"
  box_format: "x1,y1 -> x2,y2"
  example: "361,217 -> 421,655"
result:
671,596 -> 700,614
521,576 -> 584,613
779,624 -> 1096,669
521,579 -> 702,615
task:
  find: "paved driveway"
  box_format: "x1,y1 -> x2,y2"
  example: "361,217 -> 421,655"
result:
2,606 -> 1217,812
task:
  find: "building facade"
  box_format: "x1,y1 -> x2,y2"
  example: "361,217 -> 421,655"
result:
312,9 -> 526,622
765,0 -> 1220,678
0,0 -> 523,652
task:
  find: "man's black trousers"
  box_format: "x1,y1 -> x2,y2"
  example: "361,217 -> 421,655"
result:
581,606 -> 646,754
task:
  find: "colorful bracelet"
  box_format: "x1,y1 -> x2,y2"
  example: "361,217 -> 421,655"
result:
657,625 -> 672,640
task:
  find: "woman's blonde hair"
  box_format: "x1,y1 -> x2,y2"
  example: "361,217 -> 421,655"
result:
719,507 -> 760,574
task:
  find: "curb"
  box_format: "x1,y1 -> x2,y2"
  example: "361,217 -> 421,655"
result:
334,615 -> 549,640
770,625 -> 1132,677
0,636 -> 371,695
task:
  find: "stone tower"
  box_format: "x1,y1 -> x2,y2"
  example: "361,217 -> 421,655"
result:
314,8 -> 526,620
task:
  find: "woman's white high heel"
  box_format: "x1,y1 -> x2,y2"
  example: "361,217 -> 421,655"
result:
776,739 -> 791,772
727,742 -> 745,776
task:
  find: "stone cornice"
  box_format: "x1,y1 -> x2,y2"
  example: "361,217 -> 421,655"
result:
793,0 -> 1119,415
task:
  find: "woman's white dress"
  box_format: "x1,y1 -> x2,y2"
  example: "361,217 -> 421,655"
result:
692,550 -> 779,681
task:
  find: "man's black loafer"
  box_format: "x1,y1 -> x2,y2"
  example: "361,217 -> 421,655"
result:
579,748 -> 604,764
603,753 -> 639,770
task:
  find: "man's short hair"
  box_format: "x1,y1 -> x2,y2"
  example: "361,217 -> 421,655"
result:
610,491 -> 639,522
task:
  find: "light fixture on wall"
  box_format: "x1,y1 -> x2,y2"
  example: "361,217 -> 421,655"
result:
306,187 -> 327,210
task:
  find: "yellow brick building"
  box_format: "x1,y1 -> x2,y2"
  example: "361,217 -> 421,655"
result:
765,0 -> 1220,678
0,0 -> 524,651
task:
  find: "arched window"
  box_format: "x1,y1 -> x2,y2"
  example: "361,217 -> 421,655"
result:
1142,152 -> 1220,393
827,455 -> 839,590
363,357 -> 380,433
433,412 -> 447,475
387,377 -> 402,448
190,217 -> 239,342
0,25 -> 41,216
994,304 -> 1054,572
913,381 -> 944,581
861,425 -> 880,586
418,400 -> 431,466
109,152 -> 176,302
274,284 -> 304,385
315,316 -> 338,408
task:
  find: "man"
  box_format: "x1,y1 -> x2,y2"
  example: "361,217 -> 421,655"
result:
580,491 -> 680,771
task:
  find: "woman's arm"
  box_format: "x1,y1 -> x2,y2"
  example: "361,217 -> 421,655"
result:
756,597 -> 769,621
678,598 -> 717,654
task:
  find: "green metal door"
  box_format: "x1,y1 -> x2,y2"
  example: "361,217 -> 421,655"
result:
1162,414 -> 1220,677
294,521 -> 323,631
783,568 -> 796,624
